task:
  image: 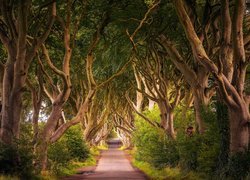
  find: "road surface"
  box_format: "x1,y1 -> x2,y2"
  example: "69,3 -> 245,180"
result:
64,139 -> 147,180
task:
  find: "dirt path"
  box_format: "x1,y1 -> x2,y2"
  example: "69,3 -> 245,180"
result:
64,139 -> 147,180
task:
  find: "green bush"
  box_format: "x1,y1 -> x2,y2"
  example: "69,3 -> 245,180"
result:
0,140 -> 35,178
132,104 -> 222,178
177,132 -> 201,171
177,106 -> 220,175
133,107 -> 179,168
48,125 -> 89,174
64,126 -> 89,160
221,151 -> 250,179
0,123 -> 36,179
197,108 -> 220,175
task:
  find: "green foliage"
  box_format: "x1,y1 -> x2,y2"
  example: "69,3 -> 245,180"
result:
177,133 -> 201,171
174,106 -> 195,129
133,159 -> 203,180
132,104 -> 222,178
197,107 -> 220,174
0,141 -> 34,179
107,129 -> 118,139
64,126 -> 90,160
0,175 -> 19,180
177,106 -> 220,174
144,0 -> 156,7
48,125 -> 89,174
42,147 -> 98,179
217,151 -> 250,179
48,139 -> 71,167
227,151 -> 250,179
0,123 -> 37,179
133,107 -> 179,168
216,101 -> 230,172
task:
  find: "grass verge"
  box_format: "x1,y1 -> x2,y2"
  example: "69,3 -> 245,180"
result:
41,147 -> 100,179
132,160 -> 204,180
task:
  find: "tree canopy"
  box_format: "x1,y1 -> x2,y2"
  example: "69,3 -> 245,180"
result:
0,0 -> 250,178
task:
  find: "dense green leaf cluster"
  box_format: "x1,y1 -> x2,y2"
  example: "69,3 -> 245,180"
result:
48,125 -> 89,174
132,104 -> 247,178
133,107 -> 179,168
0,124 -> 35,179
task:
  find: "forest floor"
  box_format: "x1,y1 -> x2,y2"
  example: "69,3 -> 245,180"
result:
63,139 -> 147,180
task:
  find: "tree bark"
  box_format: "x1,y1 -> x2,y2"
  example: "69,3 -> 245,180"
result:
141,76 -> 156,110
159,36 -> 214,133
39,103 -> 64,170
133,65 -> 143,112
1,51 -> 16,144
172,0 -> 250,153
167,110 -> 176,139
158,101 -> 176,139
229,106 -> 249,153
26,75 -> 43,145
0,1 -> 56,144
0,63 -> 3,126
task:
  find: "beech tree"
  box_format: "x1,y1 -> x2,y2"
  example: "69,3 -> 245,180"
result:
168,0 -> 250,153
126,45 -> 184,139
32,0 -> 133,170
0,1 -> 56,144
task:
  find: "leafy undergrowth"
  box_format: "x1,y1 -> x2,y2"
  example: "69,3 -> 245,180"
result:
131,106 -> 225,179
132,160 -> 204,180
41,146 -> 100,179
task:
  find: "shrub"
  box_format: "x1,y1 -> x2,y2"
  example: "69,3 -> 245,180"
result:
64,126 -> 89,161
48,125 -> 89,174
0,140 -> 35,178
177,132 -> 201,171
133,107 -> 179,168
0,123 -> 36,179
177,105 -> 220,175
197,106 -> 220,175
132,104 -> 223,178
223,151 -> 250,179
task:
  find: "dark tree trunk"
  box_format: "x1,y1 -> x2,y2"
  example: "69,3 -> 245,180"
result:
229,107 -> 249,153
216,100 -> 230,171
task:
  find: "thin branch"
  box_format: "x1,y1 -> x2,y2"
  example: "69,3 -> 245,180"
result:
0,61 -> 4,67
50,90 -> 96,143
0,1 -> 18,40
96,58 -> 132,89
41,44 -> 67,82
126,0 -> 160,50
26,2 -> 56,65
171,86 -> 182,108
158,35 -> 197,86
125,91 -> 160,128
130,0 -> 160,39
0,28 -> 9,45
136,87 -> 158,102
37,2 -> 56,45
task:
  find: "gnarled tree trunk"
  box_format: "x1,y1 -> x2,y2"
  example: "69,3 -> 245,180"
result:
172,0 -> 250,154
0,1 -> 55,144
229,106 -> 249,153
